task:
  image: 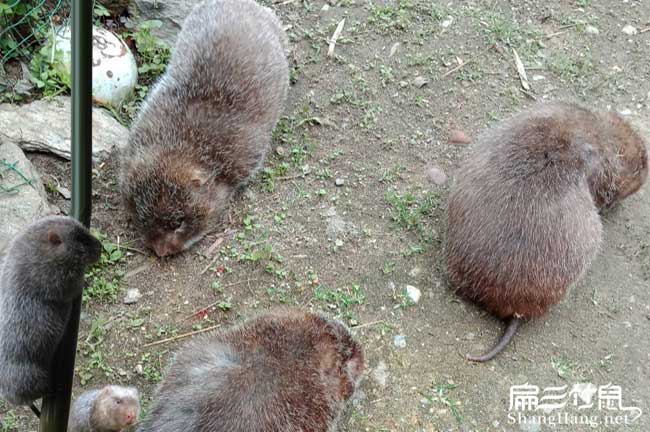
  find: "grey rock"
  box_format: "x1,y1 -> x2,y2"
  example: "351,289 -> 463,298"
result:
427,165 -> 448,185
123,288 -> 143,304
0,142 -> 54,253
334,178 -> 345,186
393,334 -> 406,348
0,97 -> 128,161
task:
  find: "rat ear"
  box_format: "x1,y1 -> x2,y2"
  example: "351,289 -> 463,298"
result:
47,229 -> 62,245
190,168 -> 211,188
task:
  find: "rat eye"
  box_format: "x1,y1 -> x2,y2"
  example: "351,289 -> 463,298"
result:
115,399 -> 122,405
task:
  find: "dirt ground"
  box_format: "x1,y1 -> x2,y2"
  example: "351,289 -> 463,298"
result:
2,0 -> 650,431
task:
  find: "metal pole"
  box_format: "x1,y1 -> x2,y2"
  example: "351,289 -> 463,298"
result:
39,0 -> 93,429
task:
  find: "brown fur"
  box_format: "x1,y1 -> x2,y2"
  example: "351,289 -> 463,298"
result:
587,111 -> 648,210
120,0 -> 289,257
446,101 -> 604,361
136,309 -> 365,432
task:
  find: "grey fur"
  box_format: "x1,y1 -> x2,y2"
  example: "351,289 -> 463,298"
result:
120,0 -> 289,257
68,385 -> 140,432
0,216 -> 101,405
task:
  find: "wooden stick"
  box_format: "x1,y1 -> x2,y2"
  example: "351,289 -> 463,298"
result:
353,320 -> 385,329
640,26 -> 650,34
200,237 -> 225,275
328,18 -> 346,57
143,324 -> 220,348
184,279 -> 263,320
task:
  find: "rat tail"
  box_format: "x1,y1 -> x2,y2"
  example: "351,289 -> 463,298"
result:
466,317 -> 521,362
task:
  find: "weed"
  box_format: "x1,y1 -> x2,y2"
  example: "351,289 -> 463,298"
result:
84,232 -> 127,303
547,52 -> 594,82
424,382 -> 463,423
386,190 -> 439,240
140,352 -> 163,384
380,165 -> 406,183
473,11 -> 542,57
552,356 -> 576,380
0,406 -> 19,431
313,283 -> 365,321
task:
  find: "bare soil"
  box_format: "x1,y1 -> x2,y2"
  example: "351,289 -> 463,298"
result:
2,1 -> 650,431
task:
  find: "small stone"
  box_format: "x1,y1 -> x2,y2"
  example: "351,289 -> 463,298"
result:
413,76 -> 428,88
57,186 -> 71,200
405,285 -> 421,304
335,239 -> 344,247
372,361 -> 389,387
393,334 -> 407,348
441,16 -> 454,28
408,266 -> 422,277
465,332 -> 475,341
134,364 -> 144,375
532,75 -> 545,81
612,65 -> 623,73
117,368 -> 128,377
619,108 -> 632,116
335,178 -> 345,186
123,288 -> 142,304
321,4 -> 330,11
449,129 -> 471,144
399,80 -> 408,88
585,25 -> 599,35
275,146 -> 286,156
427,166 -> 447,185
622,24 -> 637,35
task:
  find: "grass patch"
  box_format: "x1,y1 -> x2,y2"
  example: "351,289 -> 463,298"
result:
386,190 -> 439,241
423,382 -> 463,423
84,232 -> 127,303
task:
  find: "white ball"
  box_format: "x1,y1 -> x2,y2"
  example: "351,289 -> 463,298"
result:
53,26 -> 138,108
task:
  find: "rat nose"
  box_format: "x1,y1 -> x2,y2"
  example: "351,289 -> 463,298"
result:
126,413 -> 135,424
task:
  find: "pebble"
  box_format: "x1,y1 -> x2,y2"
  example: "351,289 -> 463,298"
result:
275,146 -> 286,156
405,285 -> 421,304
427,166 -> 447,185
408,266 -> 422,277
57,186 -> 71,200
585,25 -> 599,35
399,80 -> 408,88
619,108 -> 632,116
622,24 -> 637,35
389,42 -> 400,57
449,129 -> 471,144
372,361 -> 389,387
393,334 -> 407,348
441,16 -> 454,28
123,288 -> 142,304
532,75 -> 545,81
321,4 -> 330,11
413,76 -> 429,88
134,364 -> 144,375
335,178 -> 345,186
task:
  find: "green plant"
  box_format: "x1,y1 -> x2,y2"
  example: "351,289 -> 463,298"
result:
127,20 -> 171,82
84,232 -> 127,303
386,190 -> 439,240
424,382 -> 463,423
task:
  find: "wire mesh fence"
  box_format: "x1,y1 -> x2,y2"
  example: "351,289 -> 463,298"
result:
0,0 -> 67,66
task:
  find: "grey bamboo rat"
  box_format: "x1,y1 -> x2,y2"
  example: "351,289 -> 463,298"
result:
120,0 -> 289,257
0,216 -> 102,405
68,385 -> 140,432
447,101 -> 647,362
136,309 -> 365,432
